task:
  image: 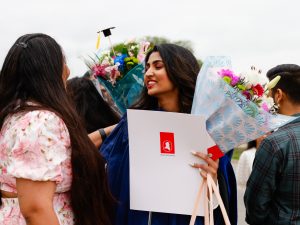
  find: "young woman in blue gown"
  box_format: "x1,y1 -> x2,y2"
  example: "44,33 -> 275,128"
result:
100,44 -> 237,225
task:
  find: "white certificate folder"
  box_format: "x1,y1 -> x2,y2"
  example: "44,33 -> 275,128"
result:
127,109 -> 215,216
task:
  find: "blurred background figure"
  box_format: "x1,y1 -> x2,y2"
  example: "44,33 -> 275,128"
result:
236,135 -> 266,193
245,64 -> 300,224
66,76 -> 120,133
67,76 -> 121,148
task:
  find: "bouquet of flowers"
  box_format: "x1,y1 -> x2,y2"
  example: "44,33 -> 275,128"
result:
191,56 -> 295,152
217,67 -> 278,114
86,39 -> 151,113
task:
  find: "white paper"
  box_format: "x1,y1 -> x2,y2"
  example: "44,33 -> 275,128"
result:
127,109 -> 215,216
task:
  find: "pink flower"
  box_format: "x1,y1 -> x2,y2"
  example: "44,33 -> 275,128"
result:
110,69 -> 121,85
92,64 -> 109,78
230,75 -> 240,86
218,69 -> 240,86
137,41 -> 150,62
218,69 -> 235,78
261,102 -> 269,112
104,64 -> 121,85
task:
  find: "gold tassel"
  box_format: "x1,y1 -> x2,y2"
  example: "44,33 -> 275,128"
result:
96,32 -> 100,50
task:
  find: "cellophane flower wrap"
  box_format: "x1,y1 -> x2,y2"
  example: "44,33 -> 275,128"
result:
191,56 -> 295,152
88,40 -> 151,114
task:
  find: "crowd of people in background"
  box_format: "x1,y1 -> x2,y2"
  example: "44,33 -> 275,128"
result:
0,33 -> 300,225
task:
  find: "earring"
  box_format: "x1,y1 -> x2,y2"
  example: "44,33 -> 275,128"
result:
270,103 -> 280,114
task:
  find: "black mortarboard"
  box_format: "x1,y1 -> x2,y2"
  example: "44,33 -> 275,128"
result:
99,27 -> 115,37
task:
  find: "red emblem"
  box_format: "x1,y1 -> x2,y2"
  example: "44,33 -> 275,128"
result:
160,132 -> 175,155
207,145 -> 224,160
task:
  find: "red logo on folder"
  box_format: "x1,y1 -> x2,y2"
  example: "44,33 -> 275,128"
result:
207,145 -> 224,160
160,132 -> 175,155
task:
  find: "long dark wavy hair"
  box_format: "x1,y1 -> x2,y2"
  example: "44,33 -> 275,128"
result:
66,77 -> 120,133
132,43 -> 200,113
0,33 -> 114,225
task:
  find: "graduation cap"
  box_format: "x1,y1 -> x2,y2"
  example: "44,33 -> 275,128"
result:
99,27 -> 115,37
96,27 -> 116,55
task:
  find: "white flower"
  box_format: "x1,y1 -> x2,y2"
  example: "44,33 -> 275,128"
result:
264,96 -> 274,106
259,95 -> 275,112
241,67 -> 268,86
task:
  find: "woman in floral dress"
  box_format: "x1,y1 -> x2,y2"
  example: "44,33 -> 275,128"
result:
0,33 -> 114,225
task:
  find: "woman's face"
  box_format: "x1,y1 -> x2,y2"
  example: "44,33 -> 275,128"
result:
144,52 -> 177,98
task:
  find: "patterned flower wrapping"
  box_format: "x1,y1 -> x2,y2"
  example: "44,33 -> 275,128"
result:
191,56 -> 295,152
97,63 -> 144,114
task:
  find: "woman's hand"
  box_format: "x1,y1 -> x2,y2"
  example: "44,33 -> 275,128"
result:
190,151 -> 219,183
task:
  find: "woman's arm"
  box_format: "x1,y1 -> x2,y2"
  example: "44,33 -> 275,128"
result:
16,179 -> 59,225
88,124 -> 117,148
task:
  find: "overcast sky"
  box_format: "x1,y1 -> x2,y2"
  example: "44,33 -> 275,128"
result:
1,0 -> 299,78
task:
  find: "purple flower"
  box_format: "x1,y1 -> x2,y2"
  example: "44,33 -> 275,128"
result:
230,74 -> 240,86
218,69 -> 240,86
218,69 -> 234,78
242,91 -> 251,100
218,69 -> 233,77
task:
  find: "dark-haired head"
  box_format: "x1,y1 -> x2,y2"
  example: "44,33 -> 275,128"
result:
266,64 -> 300,105
67,77 -> 120,133
133,43 -> 200,113
0,33 -> 68,111
0,33 -> 114,225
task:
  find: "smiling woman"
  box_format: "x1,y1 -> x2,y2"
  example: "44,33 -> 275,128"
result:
100,43 -> 237,225
144,52 -> 179,111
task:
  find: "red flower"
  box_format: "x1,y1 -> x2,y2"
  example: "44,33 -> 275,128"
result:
242,91 -> 251,100
252,84 -> 264,97
92,64 -> 108,78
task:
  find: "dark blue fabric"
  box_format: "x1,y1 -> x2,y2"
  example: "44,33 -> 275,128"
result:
100,114 -> 237,225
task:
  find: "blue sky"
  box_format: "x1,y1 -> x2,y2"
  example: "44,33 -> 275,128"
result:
1,0 -> 299,77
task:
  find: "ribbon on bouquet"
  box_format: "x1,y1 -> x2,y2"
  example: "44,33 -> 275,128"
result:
191,56 -> 295,153
189,173 -> 231,225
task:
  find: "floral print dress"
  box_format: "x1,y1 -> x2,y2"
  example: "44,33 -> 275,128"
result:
0,110 -> 74,224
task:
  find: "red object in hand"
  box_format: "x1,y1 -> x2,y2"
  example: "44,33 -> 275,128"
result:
207,145 -> 224,160
160,132 -> 175,155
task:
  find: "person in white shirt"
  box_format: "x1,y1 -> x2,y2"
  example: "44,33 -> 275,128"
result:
236,135 -> 266,192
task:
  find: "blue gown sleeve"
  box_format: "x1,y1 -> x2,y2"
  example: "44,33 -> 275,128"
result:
100,114 -> 237,225
218,150 -> 238,225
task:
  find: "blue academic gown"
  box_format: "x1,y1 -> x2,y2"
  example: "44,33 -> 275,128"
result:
100,114 -> 237,225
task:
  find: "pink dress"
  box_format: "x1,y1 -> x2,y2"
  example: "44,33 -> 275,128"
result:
0,110 -> 74,224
